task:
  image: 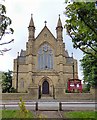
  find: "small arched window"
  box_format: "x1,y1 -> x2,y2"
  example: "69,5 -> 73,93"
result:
38,43 -> 53,70
20,79 -> 24,88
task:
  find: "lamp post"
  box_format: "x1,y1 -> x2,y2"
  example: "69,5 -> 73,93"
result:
16,52 -> 19,92
73,61 -> 74,79
72,53 -> 74,79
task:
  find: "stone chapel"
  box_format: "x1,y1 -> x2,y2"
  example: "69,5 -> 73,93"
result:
12,15 -> 78,98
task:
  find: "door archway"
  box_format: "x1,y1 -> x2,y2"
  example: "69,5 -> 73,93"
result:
42,80 -> 49,94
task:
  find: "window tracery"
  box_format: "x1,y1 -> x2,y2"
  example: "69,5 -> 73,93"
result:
38,43 -> 53,70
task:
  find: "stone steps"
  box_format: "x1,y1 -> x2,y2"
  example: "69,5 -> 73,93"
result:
41,94 -> 54,99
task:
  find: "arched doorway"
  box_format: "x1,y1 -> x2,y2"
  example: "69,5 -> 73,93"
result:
42,80 -> 49,94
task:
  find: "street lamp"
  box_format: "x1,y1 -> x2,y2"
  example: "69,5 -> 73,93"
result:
72,53 -> 74,79
72,61 -> 74,79
16,52 -> 19,92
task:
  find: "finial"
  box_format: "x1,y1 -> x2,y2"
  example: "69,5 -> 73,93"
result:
17,52 -> 19,56
59,14 -> 60,17
29,13 -> 35,27
72,52 -> 73,58
31,14 -> 33,17
44,21 -> 47,26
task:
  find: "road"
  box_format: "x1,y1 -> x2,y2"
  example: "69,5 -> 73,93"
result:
0,101 -> 96,111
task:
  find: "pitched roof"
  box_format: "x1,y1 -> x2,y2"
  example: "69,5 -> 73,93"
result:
36,25 -> 56,40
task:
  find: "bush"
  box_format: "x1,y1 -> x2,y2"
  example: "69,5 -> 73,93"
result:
18,97 -> 30,118
65,89 -> 71,93
9,87 -> 17,93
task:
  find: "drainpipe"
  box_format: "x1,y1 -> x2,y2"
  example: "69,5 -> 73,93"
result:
16,52 -> 19,92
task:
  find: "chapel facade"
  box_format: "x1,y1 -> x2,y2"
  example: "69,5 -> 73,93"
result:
12,15 -> 78,99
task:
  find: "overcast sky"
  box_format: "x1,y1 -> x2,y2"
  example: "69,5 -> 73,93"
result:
0,0 -> 83,79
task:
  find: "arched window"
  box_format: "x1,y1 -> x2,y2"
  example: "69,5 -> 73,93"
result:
20,79 -> 24,88
38,43 -> 53,70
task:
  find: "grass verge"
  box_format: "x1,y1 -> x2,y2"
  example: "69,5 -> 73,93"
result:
64,110 -> 97,119
1,110 -> 34,119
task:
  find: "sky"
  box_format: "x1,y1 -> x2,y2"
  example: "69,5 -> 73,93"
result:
0,0 -> 83,79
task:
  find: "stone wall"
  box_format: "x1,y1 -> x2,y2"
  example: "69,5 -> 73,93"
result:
57,93 -> 95,101
1,93 -> 37,100
1,93 -> 95,101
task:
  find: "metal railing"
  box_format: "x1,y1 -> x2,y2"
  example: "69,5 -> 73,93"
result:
0,101 -> 96,111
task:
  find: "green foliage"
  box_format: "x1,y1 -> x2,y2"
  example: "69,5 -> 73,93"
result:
18,97 -> 32,118
82,83 -> 91,93
64,111 -> 97,119
2,110 -> 18,118
0,0 -> 14,55
9,87 -> 17,93
1,97 -> 34,118
1,70 -> 13,93
81,54 -> 97,88
2,110 -> 33,118
65,1 -> 97,88
65,89 -> 69,93
65,2 -> 97,58
37,114 -> 47,119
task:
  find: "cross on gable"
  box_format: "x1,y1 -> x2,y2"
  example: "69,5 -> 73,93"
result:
44,21 -> 47,26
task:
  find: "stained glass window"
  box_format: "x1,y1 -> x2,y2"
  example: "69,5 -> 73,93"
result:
38,43 -> 53,70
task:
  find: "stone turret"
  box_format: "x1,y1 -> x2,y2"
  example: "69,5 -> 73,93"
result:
28,14 -> 35,40
27,15 -> 35,86
56,15 -> 64,55
27,14 -> 35,56
56,15 -> 63,41
55,15 -> 64,90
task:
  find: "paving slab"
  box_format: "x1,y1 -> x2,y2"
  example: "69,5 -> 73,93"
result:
34,110 -> 63,119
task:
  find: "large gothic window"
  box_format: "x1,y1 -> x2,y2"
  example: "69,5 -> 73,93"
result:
38,43 -> 53,70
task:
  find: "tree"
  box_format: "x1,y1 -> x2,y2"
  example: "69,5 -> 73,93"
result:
65,1 -> 97,88
1,70 -> 12,93
0,0 -> 14,55
65,1 -> 97,58
81,54 -> 97,88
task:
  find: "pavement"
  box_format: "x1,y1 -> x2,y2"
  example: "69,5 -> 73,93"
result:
34,110 -> 63,119
36,111 -> 61,118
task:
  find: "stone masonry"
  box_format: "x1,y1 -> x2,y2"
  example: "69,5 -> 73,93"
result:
12,15 -> 78,99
